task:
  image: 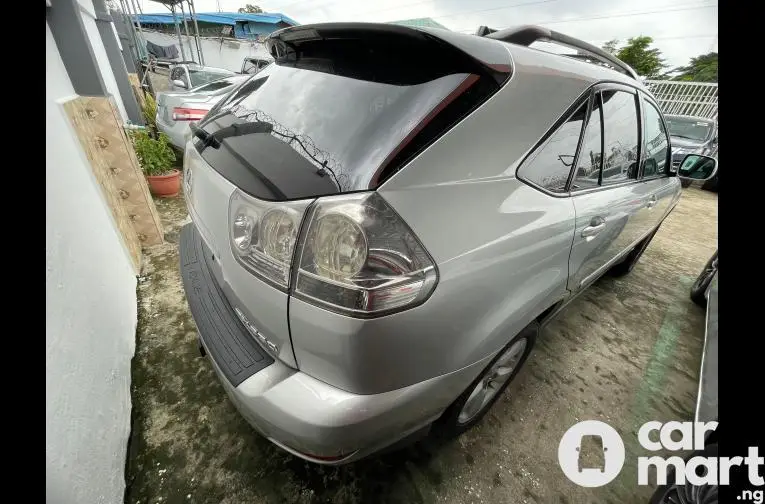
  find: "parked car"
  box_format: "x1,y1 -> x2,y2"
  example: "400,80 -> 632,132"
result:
665,114 -> 718,190
168,62 -> 235,91
156,74 -> 251,149
240,56 -> 273,75
178,22 -> 718,464
650,251 -> 718,504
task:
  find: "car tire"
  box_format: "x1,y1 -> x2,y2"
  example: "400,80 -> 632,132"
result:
680,179 -> 692,188
649,443 -> 719,504
608,227 -> 659,277
434,322 -> 538,438
690,251 -> 718,308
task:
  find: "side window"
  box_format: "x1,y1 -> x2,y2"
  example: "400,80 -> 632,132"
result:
572,94 -> 603,190
600,90 -> 640,185
642,100 -> 669,177
518,102 -> 587,193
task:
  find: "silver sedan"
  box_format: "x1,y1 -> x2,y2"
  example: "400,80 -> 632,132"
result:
155,74 -> 250,150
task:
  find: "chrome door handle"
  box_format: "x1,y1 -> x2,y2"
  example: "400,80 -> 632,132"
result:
646,195 -> 657,209
582,222 -> 606,240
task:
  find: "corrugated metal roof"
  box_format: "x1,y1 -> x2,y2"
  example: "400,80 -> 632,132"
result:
388,18 -> 450,30
134,12 -> 299,27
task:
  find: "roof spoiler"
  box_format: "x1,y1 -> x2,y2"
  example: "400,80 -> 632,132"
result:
476,24 -> 639,80
265,23 -> 513,85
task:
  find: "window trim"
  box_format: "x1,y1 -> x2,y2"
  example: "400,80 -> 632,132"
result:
515,95 -> 589,195
514,87 -> 593,198
638,92 -> 672,180
515,80 -> 654,199
596,87 -> 642,187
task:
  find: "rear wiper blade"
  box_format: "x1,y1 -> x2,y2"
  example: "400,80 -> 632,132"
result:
189,122 -> 220,150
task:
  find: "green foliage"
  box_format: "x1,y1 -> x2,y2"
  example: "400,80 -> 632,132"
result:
601,36 -> 667,78
672,52 -> 718,82
602,39 -> 619,55
142,93 -> 158,134
130,129 -> 177,176
237,4 -> 262,13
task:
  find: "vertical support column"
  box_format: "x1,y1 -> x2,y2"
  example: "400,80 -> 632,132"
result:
171,4 -> 187,61
179,2 -> 196,63
188,0 -> 205,65
93,0 -> 143,124
46,0 -> 107,97
110,7 -> 137,73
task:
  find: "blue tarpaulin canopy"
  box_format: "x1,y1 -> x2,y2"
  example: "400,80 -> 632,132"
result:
134,12 -> 299,27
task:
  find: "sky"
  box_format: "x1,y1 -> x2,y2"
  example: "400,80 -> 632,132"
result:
138,0 -> 717,68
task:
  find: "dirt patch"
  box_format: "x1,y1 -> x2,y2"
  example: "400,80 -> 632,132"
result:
125,187 -> 717,504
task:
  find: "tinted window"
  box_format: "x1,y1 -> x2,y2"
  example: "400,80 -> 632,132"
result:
666,116 -> 714,143
196,64 -> 476,199
643,100 -> 669,177
572,95 -> 603,190
188,69 -> 232,88
600,90 -> 640,184
190,76 -> 248,94
519,103 -> 586,192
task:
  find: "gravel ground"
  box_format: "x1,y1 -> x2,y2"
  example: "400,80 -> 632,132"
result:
124,186 -> 717,504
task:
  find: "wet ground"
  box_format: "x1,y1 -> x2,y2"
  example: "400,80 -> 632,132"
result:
124,187 -> 718,504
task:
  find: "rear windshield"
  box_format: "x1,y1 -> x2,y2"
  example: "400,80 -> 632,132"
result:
666,117 -> 714,143
195,63 -> 474,200
188,69 -> 234,88
190,75 -> 248,94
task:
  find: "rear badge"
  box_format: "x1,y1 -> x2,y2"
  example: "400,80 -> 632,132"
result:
234,307 -> 278,354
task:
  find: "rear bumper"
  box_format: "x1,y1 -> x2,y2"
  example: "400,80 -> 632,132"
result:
179,222 -> 475,464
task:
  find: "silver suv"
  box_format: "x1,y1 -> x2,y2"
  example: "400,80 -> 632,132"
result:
178,23 -> 717,464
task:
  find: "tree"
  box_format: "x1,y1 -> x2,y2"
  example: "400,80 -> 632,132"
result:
672,52 -> 718,82
602,39 -> 619,55
600,36 -> 667,78
238,4 -> 263,13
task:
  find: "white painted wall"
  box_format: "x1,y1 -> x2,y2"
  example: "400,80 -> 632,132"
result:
78,0 -> 129,122
143,30 -> 272,73
46,20 -> 137,504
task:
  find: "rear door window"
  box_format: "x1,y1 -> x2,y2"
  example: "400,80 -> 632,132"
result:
600,90 -> 640,185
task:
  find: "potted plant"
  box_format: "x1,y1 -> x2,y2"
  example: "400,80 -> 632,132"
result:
131,128 -> 180,197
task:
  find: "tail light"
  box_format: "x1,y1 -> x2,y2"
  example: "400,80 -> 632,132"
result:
227,190 -> 438,317
172,107 -> 209,121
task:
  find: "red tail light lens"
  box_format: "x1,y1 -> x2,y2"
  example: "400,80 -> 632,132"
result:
172,107 -> 209,121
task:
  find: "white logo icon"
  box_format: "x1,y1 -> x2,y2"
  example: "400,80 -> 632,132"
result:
558,420 -> 626,487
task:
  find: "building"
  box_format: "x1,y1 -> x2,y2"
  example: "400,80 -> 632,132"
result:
47,0 -> 162,502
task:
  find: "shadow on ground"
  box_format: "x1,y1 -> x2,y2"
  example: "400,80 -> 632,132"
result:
125,188 -> 717,504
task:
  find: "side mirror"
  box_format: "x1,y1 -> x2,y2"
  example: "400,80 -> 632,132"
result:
678,154 -> 718,182
172,79 -> 187,89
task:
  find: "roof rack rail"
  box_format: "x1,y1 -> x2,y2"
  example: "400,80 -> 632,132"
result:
476,24 -> 639,80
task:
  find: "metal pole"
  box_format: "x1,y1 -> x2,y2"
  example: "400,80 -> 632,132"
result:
179,2 -> 196,63
188,0 -> 205,65
129,0 -> 145,39
118,0 -> 140,64
171,4 -> 187,61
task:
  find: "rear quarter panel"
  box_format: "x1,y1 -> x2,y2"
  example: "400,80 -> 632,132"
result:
291,46 -> 601,394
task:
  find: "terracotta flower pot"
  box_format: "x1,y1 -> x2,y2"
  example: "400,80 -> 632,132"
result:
146,169 -> 181,197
